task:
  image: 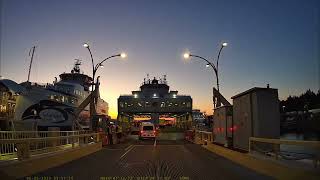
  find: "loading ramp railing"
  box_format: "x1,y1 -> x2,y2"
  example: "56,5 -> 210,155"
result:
0,131 -> 102,161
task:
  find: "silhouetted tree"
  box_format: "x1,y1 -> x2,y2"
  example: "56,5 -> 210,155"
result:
280,89 -> 320,112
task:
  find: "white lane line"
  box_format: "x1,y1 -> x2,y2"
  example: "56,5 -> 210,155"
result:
125,144 -> 133,151
154,139 -> 157,147
119,145 -> 135,160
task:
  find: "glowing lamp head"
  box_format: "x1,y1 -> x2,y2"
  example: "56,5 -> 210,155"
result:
99,64 -> 104,68
206,64 -> 210,68
183,53 -> 190,59
83,43 -> 89,48
120,53 -> 127,58
134,94 -> 138,98
222,42 -> 228,47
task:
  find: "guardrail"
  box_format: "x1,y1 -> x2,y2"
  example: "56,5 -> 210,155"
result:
0,131 -> 101,161
249,137 -> 320,167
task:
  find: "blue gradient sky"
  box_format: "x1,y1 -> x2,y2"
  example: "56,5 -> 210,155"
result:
0,0 -> 319,118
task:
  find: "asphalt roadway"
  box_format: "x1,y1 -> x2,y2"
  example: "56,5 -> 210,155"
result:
26,138 -> 273,180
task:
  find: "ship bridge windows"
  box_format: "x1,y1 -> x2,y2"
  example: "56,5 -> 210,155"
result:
49,94 -> 73,104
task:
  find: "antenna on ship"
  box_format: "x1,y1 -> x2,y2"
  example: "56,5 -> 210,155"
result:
147,73 -> 150,84
27,46 -> 36,82
72,59 -> 82,74
163,75 -> 167,84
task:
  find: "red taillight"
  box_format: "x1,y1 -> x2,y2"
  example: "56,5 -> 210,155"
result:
233,125 -> 237,131
228,126 -> 238,132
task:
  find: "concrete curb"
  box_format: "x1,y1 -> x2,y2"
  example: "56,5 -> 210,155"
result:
202,143 -> 320,180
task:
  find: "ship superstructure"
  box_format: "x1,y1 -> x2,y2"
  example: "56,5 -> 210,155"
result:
0,60 -> 108,130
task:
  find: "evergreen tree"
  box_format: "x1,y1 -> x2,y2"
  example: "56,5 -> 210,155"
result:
280,89 -> 320,112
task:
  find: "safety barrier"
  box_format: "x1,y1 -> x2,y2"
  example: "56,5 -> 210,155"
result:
249,137 -> 320,167
0,131 -> 101,161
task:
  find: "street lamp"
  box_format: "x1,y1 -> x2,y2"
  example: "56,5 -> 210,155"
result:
183,42 -> 228,108
83,42 -> 127,91
82,42 -> 127,130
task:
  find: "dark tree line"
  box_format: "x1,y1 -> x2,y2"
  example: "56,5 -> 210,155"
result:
280,89 -> 320,112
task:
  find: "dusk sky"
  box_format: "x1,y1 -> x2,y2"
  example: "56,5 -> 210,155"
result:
0,0 -> 319,118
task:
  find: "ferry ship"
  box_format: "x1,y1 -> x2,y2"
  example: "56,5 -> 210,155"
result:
0,60 -> 108,130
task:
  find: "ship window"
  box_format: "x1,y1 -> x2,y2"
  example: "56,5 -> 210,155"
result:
119,102 -> 124,108
64,97 -> 69,103
145,101 -> 150,107
0,105 -> 7,112
160,102 -> 165,108
152,102 -> 158,107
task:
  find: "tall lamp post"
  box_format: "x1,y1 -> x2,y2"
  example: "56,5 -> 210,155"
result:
83,42 -> 127,130
183,42 -> 228,108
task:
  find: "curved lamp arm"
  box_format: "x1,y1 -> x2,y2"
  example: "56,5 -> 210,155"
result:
94,54 -> 121,74
216,45 -> 225,74
190,54 -> 217,75
85,47 -> 95,77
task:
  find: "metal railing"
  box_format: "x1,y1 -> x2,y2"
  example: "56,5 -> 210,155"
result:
0,131 -> 101,161
249,137 -> 320,167
195,130 -> 214,144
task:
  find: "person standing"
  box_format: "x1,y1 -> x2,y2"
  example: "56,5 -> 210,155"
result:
107,124 -> 113,145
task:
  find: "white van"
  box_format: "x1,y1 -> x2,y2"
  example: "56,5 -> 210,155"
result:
139,122 -> 156,140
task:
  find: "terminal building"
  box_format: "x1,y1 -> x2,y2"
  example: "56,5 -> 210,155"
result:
118,75 -> 193,129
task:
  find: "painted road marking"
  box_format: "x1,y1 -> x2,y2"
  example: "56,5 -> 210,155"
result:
125,144 -> 133,151
120,145 -> 135,160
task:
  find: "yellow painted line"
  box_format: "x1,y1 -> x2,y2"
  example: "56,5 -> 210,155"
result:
119,145 -> 135,160
203,143 -> 320,180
